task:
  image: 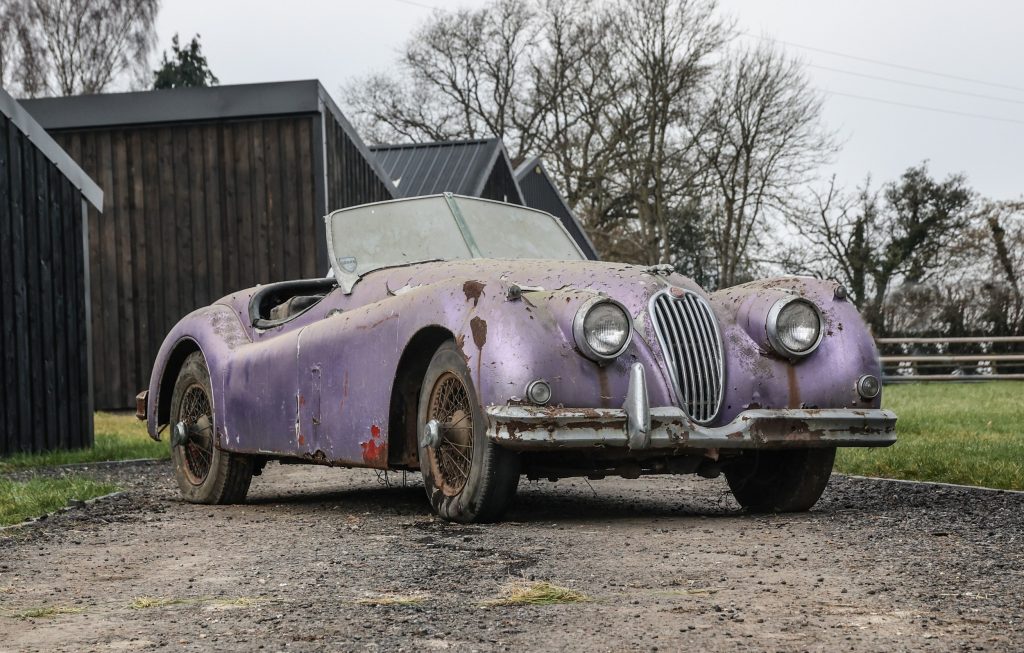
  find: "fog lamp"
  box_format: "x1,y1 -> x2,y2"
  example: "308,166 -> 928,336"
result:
857,374 -> 881,399
525,380 -> 552,406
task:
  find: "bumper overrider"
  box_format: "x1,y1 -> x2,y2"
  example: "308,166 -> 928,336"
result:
486,363 -> 897,451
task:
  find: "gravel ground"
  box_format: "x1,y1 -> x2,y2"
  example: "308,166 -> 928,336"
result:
1,460 -> 1023,652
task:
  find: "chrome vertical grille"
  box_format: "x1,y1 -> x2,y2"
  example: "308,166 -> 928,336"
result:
649,289 -> 725,423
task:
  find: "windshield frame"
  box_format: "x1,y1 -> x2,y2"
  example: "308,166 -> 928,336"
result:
324,193 -> 587,293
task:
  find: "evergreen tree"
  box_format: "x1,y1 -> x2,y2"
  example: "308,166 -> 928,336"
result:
153,33 -> 218,89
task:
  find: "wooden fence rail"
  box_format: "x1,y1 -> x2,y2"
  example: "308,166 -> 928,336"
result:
877,336 -> 1024,383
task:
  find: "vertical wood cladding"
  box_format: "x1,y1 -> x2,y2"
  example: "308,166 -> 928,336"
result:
480,161 -> 523,205
323,114 -> 393,211
1,114 -> 93,455
51,115 -> 321,410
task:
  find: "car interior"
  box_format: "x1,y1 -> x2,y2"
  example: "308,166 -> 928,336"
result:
248,278 -> 338,329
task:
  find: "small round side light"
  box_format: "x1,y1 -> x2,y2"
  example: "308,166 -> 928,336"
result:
525,379 -> 552,406
857,374 -> 880,399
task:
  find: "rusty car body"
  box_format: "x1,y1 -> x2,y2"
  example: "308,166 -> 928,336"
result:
141,194 -> 896,522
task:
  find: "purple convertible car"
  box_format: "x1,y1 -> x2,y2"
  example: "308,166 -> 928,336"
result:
139,194 -> 896,522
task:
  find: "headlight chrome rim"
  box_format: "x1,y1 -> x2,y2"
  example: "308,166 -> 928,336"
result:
766,296 -> 824,359
572,296 -> 633,363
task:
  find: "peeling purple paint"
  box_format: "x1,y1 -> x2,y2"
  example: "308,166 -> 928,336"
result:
145,257 -> 888,470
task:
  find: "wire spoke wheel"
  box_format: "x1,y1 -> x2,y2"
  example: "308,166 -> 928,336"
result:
426,372 -> 475,496
177,384 -> 214,485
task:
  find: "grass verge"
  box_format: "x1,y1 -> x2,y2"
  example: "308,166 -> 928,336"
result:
836,381 -> 1024,490
0,476 -> 119,526
483,581 -> 590,606
0,412 -> 168,473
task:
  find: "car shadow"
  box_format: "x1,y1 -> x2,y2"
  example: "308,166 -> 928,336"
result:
241,480 -> 765,524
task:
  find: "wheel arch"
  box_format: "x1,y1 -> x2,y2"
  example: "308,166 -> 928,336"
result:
155,337 -> 204,433
387,326 -> 455,468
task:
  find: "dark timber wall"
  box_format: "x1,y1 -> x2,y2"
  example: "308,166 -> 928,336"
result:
1,89 -> 101,456
22,81 -> 396,409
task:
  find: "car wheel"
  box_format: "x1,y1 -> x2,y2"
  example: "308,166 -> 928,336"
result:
417,341 -> 520,523
725,448 -> 835,513
169,351 -> 253,504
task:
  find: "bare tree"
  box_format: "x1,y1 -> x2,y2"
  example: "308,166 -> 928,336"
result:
0,0 -> 46,97
6,0 -> 159,97
785,163 -> 976,334
593,0 -> 730,266
344,0 -> 541,152
344,0 -> 732,269
696,44 -> 835,287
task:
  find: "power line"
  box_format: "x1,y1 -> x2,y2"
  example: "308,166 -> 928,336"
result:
808,63 -> 1024,107
742,32 -> 1024,94
820,89 -> 1024,126
390,0 -> 439,9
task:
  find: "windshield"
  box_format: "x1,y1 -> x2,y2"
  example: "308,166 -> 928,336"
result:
326,195 -> 584,289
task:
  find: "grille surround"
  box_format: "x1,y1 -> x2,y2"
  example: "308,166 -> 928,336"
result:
648,288 -> 726,424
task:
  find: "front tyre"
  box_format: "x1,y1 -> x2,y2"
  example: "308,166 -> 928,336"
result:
169,351 -> 253,504
725,448 -> 835,513
417,341 -> 519,523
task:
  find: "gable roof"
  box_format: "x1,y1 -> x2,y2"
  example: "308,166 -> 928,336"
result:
371,137 -> 522,202
514,156 -> 598,260
0,87 -> 103,210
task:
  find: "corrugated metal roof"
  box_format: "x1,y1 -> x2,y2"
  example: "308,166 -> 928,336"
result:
371,138 -> 504,197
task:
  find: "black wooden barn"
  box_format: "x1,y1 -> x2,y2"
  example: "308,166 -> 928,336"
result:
1,88 -> 102,455
21,80 -> 396,409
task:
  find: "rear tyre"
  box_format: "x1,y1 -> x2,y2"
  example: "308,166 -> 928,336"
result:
417,341 -> 520,523
725,448 -> 835,513
169,352 -> 253,504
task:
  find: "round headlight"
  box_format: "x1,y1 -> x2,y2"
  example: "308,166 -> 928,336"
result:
573,298 -> 632,362
767,297 -> 823,358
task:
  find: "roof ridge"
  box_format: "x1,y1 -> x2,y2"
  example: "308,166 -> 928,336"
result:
370,136 -> 500,151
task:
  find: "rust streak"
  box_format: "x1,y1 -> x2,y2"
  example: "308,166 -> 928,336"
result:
463,280 -> 486,307
786,365 -> 801,409
470,316 -> 487,388
470,316 -> 487,349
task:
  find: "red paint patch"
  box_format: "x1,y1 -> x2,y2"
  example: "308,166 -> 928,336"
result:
299,395 -> 306,407
361,424 -> 388,467
298,434 -> 306,446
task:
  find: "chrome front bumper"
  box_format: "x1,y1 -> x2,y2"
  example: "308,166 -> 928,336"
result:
486,363 -> 897,451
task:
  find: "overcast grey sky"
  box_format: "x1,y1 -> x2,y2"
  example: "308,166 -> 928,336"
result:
155,0 -> 1024,200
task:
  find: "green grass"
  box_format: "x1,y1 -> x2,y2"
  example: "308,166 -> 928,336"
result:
0,412 -> 168,473
836,382 -> 1024,490
0,475 -> 119,526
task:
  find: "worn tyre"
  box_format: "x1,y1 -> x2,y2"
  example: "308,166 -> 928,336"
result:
725,448 -> 835,513
417,341 -> 520,523
169,351 -> 253,504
